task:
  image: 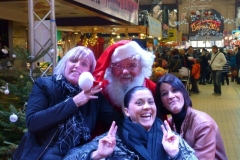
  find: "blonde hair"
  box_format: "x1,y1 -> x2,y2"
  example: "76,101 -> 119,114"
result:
54,46 -> 96,76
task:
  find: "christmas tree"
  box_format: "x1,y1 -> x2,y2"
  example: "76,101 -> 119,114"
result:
0,45 -> 51,159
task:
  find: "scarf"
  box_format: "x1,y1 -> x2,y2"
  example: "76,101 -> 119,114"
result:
53,75 -> 91,155
118,117 -> 168,160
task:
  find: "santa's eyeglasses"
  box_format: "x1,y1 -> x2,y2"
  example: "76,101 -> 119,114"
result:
111,63 -> 139,71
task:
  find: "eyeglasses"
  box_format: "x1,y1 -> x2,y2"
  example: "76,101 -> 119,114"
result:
111,63 -> 139,71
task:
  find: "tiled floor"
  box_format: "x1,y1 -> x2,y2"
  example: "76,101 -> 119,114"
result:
190,81 -> 240,160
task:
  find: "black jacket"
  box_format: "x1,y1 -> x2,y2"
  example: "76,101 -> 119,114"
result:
13,76 -> 118,160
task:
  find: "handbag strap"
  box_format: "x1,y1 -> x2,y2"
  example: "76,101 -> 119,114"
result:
210,52 -> 220,65
169,60 -> 179,72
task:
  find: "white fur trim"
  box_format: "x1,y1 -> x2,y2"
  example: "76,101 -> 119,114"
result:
111,41 -> 142,63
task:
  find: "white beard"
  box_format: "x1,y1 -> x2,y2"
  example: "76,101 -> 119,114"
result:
106,73 -> 145,109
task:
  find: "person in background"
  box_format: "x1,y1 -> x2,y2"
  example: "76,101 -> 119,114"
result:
199,50 -> 209,85
178,48 -> 185,67
228,49 -> 236,82
210,45 -> 226,96
153,50 -> 162,68
64,86 -> 197,160
190,59 -> 201,94
155,74 -> 228,160
13,46 -> 119,159
168,48 -> 182,78
160,49 -> 170,62
221,53 -> 230,85
184,46 -> 194,70
206,50 -> 213,84
92,40 -> 166,120
236,46 -> 240,84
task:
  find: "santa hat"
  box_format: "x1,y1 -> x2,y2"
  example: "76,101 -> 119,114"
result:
93,40 -> 142,82
111,41 -> 142,63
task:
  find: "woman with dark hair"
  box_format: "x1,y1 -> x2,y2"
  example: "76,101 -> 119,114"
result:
168,49 -> 182,78
155,74 -> 228,160
64,86 -> 197,160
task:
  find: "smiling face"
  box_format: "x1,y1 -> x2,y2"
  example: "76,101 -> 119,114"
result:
64,57 -> 91,85
124,89 -> 156,130
159,83 -> 184,114
111,58 -> 141,85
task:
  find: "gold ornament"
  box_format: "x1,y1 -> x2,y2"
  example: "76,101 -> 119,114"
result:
108,36 -> 115,45
82,34 -> 89,47
89,33 -> 98,46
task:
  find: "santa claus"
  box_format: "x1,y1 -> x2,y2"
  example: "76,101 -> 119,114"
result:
93,40 -> 162,117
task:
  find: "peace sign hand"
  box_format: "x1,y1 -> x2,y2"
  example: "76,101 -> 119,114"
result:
161,120 -> 179,158
91,121 -> 118,160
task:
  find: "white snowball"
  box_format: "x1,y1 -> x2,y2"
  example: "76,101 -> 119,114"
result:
78,72 -> 94,91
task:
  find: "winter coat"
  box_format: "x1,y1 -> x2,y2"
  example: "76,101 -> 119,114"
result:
199,55 -> 209,73
191,63 -> 200,80
169,55 -> 182,72
169,107 -> 228,160
229,54 -> 236,68
13,76 -> 118,160
210,51 -> 226,71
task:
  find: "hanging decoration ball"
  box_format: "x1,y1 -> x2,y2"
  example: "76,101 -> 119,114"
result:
1,48 -> 8,54
78,72 -> 94,91
12,54 -> 16,58
196,11 -> 201,15
50,49 -> 54,54
20,75 -> 24,79
9,113 -> 18,122
4,89 -> 9,95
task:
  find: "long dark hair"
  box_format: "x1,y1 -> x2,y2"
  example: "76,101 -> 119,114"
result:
155,74 -> 192,116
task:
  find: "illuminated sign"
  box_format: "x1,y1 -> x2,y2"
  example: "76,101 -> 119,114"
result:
190,20 -> 221,32
189,9 -> 224,36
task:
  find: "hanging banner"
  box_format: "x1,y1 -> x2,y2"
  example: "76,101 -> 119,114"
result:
151,0 -> 162,22
74,0 -> 139,25
148,15 -> 162,38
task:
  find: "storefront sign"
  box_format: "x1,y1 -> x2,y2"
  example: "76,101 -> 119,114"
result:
189,9 -> 224,36
190,20 -> 221,32
148,16 -> 162,38
74,0 -> 139,25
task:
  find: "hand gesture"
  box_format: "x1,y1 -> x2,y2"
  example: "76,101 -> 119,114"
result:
161,120 -> 179,158
73,82 -> 102,107
91,121 -> 118,159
